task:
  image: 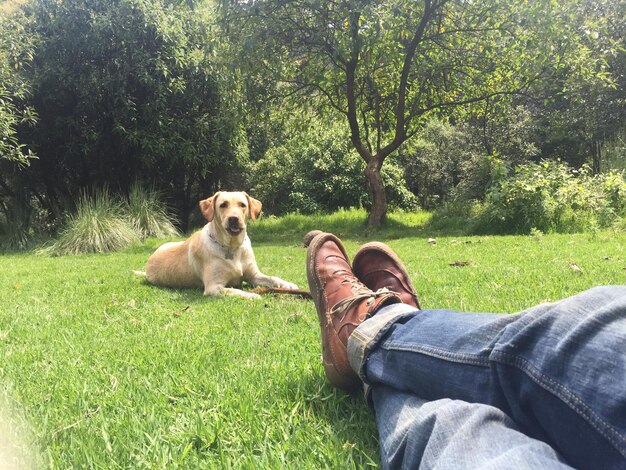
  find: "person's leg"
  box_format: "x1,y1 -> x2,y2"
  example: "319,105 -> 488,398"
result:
349,286 -> 626,469
371,385 -> 572,470
305,231 -> 576,469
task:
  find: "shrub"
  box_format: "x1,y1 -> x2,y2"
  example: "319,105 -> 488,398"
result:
396,120 -> 479,209
47,188 -> 139,255
127,183 -> 178,240
451,155 -> 507,203
599,171 -> 626,214
472,161 -> 626,234
252,122 -> 417,215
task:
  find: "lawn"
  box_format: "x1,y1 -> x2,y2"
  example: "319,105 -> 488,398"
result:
1,210 -> 625,468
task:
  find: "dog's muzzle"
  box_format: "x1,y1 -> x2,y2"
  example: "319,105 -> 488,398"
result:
226,217 -> 242,235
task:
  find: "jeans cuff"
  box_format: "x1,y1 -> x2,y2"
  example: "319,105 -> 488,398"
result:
348,303 -> 419,401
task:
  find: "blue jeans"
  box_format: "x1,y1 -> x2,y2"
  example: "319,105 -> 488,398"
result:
347,286 -> 626,469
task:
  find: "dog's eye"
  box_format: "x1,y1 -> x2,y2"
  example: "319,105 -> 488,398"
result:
219,202 -> 228,209
239,202 -> 246,208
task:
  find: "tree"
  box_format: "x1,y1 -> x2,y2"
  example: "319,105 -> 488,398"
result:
221,0 -> 590,225
22,0 -> 240,229
0,8 -> 38,246
252,116 -> 418,214
534,0 -> 626,172
0,9 -> 36,167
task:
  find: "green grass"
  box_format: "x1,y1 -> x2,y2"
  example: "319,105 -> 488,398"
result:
1,210 -> 625,467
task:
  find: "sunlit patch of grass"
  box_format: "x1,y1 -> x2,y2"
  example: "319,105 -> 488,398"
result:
2,211 -> 625,467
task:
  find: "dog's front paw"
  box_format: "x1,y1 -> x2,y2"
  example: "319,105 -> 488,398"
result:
213,287 -> 262,300
277,280 -> 299,290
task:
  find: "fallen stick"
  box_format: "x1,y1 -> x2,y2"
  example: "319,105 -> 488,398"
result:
251,287 -> 312,299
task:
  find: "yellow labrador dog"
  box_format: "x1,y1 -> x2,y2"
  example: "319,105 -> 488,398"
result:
145,191 -> 298,299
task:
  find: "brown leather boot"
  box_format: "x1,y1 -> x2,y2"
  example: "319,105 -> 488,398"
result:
305,231 -> 402,391
352,242 -> 420,309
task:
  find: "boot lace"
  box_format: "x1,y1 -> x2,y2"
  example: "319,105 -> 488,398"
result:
329,277 -> 396,320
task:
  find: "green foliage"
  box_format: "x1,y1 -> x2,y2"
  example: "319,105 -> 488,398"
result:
221,0 -> 591,225
1,0 -> 624,236
0,9 -> 38,250
224,0 -> 570,151
473,161 -> 626,234
467,104 -> 541,166
22,0 -> 238,227
601,126 -> 626,172
532,0 -> 626,169
252,122 -> 417,215
127,183 -> 178,240
47,188 -> 139,255
382,163 -> 421,213
0,9 -> 37,166
396,119 -> 521,209
397,120 -> 479,208
452,155 -> 508,205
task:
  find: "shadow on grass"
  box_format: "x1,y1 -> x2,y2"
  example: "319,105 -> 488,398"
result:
248,208 -> 469,246
136,277 -> 282,303
4,208 -> 476,256
135,278 -> 212,304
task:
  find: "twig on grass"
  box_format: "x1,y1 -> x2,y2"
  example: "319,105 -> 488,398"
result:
251,287 -> 312,299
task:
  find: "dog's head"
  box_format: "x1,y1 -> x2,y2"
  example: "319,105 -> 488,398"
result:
199,191 -> 262,237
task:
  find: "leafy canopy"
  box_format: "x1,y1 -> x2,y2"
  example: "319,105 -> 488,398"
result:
222,0 -> 577,159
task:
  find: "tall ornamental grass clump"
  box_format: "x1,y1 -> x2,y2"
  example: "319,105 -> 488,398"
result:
47,185 -> 180,255
48,188 -> 139,255
127,183 -> 178,240
472,161 -> 626,234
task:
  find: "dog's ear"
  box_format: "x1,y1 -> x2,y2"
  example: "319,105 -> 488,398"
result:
199,192 -> 219,222
245,193 -> 262,221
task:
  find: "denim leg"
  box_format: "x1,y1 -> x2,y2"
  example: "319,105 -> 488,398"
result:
348,286 -> 626,469
372,385 -> 572,470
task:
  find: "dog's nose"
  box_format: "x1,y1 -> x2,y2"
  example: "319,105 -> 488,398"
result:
227,216 -> 240,227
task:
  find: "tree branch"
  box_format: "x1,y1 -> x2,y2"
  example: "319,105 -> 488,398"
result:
345,10 -> 372,161
374,0 -> 445,161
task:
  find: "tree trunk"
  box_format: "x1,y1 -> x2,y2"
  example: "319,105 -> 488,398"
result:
365,159 -> 387,227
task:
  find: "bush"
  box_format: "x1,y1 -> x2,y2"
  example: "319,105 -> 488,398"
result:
0,208 -> 31,251
127,183 -> 179,240
46,185 -> 180,255
472,161 -> 626,234
396,120 -> 479,209
47,188 -> 139,255
451,155 -> 507,203
252,122 -> 417,215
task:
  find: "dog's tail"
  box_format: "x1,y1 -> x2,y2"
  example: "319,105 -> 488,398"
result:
133,270 -> 147,277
